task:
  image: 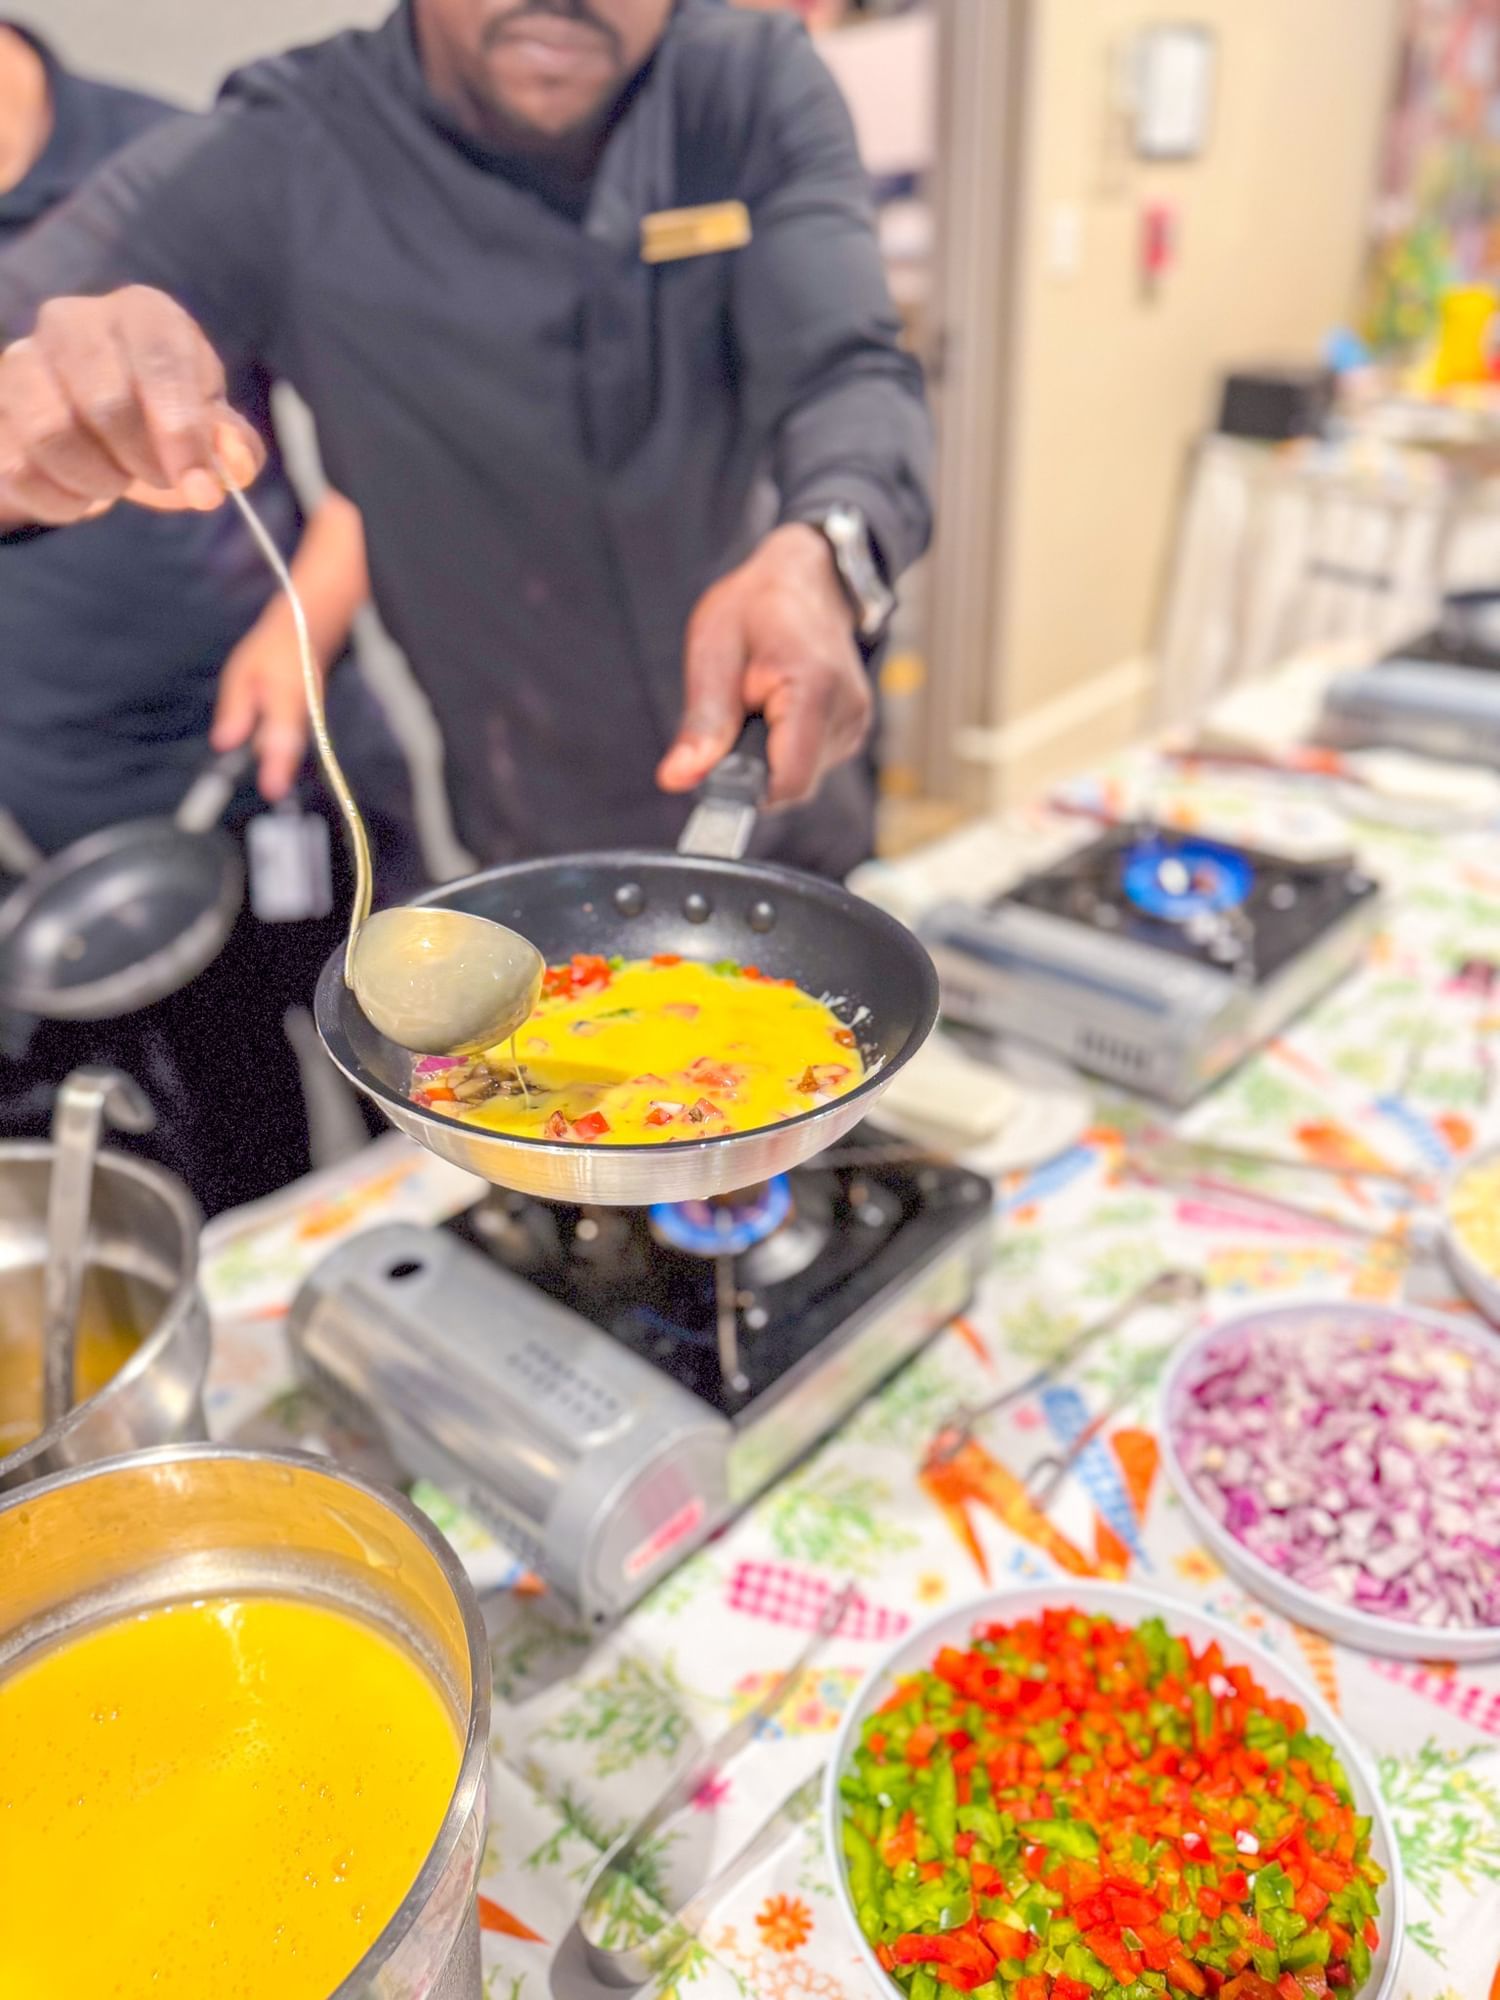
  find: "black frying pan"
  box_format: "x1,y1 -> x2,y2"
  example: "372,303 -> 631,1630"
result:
314,738 -> 938,1204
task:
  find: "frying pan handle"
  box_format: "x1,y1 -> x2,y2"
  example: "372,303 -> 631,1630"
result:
174,746 -> 253,834
701,716 -> 770,812
0,808 -> 42,879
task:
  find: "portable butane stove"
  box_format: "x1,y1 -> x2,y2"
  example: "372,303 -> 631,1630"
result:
921,824 -> 1382,1105
289,1129 -> 992,1624
1319,597 -> 1500,766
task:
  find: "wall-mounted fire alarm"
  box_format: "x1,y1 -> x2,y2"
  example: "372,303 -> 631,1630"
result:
1133,24 -> 1215,161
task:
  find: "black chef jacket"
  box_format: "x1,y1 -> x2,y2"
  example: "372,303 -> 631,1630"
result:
0,0 -> 931,876
0,29 -> 307,854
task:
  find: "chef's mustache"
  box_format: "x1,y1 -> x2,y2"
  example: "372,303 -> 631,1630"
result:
481,0 -> 626,66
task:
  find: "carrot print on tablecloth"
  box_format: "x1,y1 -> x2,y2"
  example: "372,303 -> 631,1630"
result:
919,1435 -> 1095,1582
477,1896 -> 546,1943
1094,1427 -> 1160,1576
1290,1624 -> 1341,1713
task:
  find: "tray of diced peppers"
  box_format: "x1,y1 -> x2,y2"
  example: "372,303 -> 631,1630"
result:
828,1589 -> 1399,2000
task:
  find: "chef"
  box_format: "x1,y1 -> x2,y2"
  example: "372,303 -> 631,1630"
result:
0,0 -> 931,880
0,22 -> 420,1213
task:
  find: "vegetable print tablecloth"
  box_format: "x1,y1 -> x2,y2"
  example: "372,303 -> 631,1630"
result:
199,750 -> 1500,2000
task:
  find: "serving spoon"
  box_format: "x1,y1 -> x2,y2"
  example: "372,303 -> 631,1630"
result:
220,463 -> 543,1056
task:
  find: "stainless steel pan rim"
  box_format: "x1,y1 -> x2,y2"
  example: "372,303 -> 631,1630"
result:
0,1141 -> 206,1486
0,1441 -> 492,2000
314,848 -> 941,1203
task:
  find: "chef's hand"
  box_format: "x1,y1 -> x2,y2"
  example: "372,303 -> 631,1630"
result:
0,287 -> 262,526
212,608 -> 312,803
657,523 -> 871,808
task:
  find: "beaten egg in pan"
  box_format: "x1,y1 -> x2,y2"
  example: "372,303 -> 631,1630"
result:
412,953 -> 864,1142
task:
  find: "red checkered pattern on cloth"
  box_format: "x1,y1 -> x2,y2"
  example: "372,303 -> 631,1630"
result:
1369,1659 -> 1500,1737
725,1561 -> 911,1641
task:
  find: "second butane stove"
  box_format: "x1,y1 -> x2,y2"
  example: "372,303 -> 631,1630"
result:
289,1131 -> 992,1625
922,824 -> 1382,1105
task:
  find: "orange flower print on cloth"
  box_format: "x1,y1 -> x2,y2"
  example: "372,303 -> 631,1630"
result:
756,1894 -> 814,1953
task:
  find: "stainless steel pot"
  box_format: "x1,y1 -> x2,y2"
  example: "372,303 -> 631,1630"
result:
0,1141 -> 209,1489
0,1444 -> 492,2000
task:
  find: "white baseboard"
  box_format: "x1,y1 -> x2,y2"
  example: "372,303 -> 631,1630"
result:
955,656 -> 1153,803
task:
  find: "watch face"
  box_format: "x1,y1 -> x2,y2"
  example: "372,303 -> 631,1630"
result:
823,508 -> 894,639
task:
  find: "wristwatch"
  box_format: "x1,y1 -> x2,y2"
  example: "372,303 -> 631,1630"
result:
798,503 -> 896,645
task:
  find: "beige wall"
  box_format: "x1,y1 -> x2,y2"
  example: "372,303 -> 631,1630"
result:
983,0 -> 1401,802
32,2 -> 388,107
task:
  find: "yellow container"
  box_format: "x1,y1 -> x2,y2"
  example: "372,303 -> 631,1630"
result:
1432,285 -> 1498,388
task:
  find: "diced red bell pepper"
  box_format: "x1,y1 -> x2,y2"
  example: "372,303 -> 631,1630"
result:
1052,1979 -> 1092,2000
650,953 -> 682,967
644,1102 -> 682,1127
978,1923 -> 1033,1961
906,1723 -> 939,1765
1166,1956 -> 1208,1997
970,1862 -> 1003,1896
1219,1869 -> 1250,1902
953,1832 -> 976,1859
570,1111 -> 610,1141
890,1931 -> 995,1982
918,1860 -> 946,1882
1293,1881 -> 1328,1923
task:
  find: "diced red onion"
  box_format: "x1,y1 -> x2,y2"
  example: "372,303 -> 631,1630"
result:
1173,1306 -> 1500,1630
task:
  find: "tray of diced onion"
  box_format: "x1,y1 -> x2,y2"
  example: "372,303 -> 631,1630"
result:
1160,1299 -> 1500,1662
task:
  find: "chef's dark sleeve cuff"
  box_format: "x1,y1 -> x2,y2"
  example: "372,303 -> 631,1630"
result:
0,524 -> 57,547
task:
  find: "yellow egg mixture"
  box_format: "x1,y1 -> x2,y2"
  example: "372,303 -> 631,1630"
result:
413,953 -> 864,1142
0,1595 -> 462,2000
0,1264 -> 150,1455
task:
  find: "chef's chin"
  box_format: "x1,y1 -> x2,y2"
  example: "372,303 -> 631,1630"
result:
483,41 -> 617,138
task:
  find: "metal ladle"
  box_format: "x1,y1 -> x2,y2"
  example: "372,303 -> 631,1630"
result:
219,464 -> 543,1058
42,1067 -> 156,1425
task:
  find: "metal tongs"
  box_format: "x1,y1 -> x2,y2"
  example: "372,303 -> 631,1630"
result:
578,1582 -> 853,1988
925,1269 -> 1205,1469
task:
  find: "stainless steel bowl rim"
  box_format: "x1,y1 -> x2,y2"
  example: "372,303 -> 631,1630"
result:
332,851 -> 933,1159
821,1580 -> 1406,2000
1157,1294 -> 1500,1661
0,1141 -> 204,1482
0,1440 -> 492,2000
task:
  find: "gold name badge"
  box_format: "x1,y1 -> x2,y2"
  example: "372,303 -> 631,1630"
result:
641,200 -> 752,265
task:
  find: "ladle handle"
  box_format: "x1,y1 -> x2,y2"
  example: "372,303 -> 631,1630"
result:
215,458 -> 372,984
42,1067 -> 155,1426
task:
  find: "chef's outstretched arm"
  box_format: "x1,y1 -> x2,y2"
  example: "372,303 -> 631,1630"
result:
658,20 -> 933,810
0,109 -> 279,527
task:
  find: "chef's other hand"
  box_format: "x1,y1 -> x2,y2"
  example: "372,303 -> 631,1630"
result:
0,287 -> 263,527
657,523 -> 871,808
212,607 -> 311,803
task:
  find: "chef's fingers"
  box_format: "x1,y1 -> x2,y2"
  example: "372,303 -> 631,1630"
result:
748,650 -> 872,808
757,672 -> 832,808
212,649 -> 308,802
114,285 -> 263,504
0,333 -> 133,507
658,589 -> 748,792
